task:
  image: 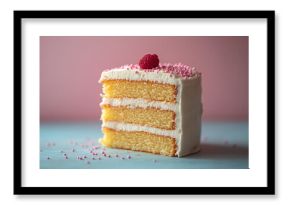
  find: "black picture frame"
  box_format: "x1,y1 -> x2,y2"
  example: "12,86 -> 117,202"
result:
14,10 -> 275,195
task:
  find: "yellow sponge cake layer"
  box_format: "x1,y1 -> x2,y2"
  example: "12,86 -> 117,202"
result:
101,105 -> 175,130
102,80 -> 177,103
101,128 -> 176,156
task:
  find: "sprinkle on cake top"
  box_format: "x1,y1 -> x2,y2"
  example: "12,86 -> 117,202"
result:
121,63 -> 197,78
102,54 -> 199,79
105,63 -> 198,79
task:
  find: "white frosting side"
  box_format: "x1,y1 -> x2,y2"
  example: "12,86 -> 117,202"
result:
100,67 -> 178,84
103,121 -> 178,138
175,79 -> 182,155
177,77 -> 202,157
100,97 -> 177,111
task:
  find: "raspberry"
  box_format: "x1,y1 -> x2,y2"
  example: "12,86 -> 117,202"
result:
139,54 -> 159,69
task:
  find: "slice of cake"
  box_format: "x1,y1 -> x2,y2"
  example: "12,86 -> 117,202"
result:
99,54 -> 202,157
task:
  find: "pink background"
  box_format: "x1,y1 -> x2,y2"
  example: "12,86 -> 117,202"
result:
40,36 -> 248,122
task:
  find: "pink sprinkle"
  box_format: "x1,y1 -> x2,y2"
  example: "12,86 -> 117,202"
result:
93,152 -> 98,156
127,155 -> 132,159
118,63 -> 197,78
83,155 -> 87,159
64,156 -> 68,160
93,146 -> 99,150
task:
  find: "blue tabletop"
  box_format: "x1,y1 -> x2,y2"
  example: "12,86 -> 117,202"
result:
40,121 -> 248,169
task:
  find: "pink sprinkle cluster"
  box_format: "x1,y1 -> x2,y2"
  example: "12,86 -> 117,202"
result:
157,63 -> 196,78
116,63 -> 197,78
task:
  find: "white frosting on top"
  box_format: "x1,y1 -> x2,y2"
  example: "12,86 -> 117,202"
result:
100,67 -> 178,84
100,65 -> 202,157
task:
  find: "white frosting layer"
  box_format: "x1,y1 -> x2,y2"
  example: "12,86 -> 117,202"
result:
100,67 -> 202,157
100,67 -> 178,84
103,121 -> 178,138
101,97 -> 177,111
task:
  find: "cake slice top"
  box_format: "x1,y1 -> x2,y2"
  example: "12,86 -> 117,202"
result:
99,54 -> 201,84
100,63 -> 201,84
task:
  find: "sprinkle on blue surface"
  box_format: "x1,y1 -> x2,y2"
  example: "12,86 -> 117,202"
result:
40,121 -> 248,169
